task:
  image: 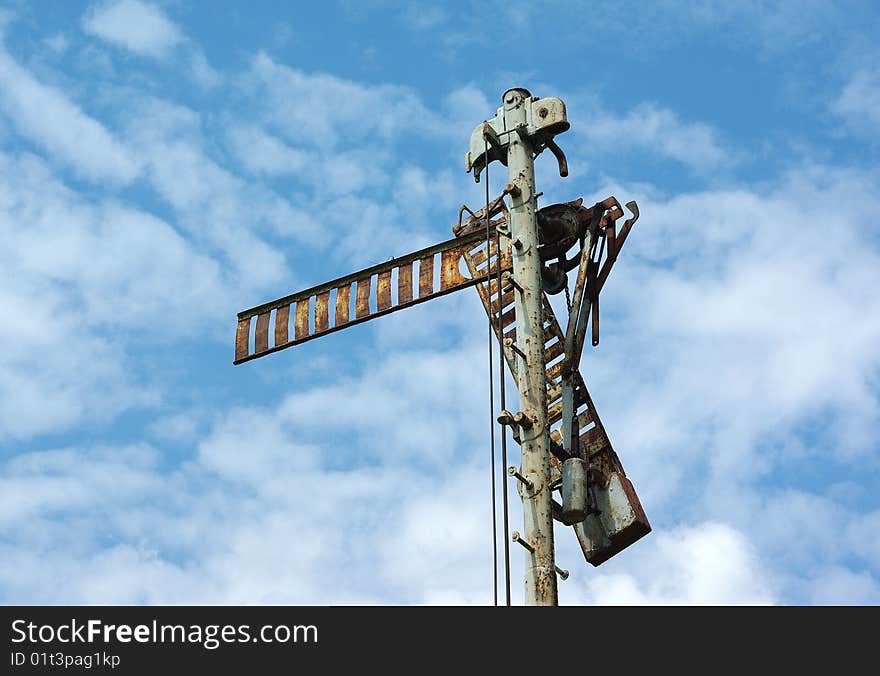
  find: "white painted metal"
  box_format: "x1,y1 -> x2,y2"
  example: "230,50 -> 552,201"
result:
502,88 -> 557,606
573,471 -> 650,566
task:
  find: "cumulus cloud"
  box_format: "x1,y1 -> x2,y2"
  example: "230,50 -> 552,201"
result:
576,165 -> 880,512
81,1 -> 218,88
82,0 -> 182,59
832,69 -> 880,138
243,53 -> 449,147
807,567 -> 880,605
0,41 -> 139,183
113,94 -> 322,298
577,522 -> 776,604
226,126 -> 310,177
0,387 -> 497,603
0,149 -> 231,440
575,101 -> 730,170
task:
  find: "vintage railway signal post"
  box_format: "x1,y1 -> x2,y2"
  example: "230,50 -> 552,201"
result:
233,88 -> 650,606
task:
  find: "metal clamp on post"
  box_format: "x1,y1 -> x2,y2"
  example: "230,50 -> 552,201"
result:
465,91 -> 570,184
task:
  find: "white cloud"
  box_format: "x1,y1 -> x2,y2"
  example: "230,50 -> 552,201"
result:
807,567 -> 880,604
575,101 -> 730,170
81,2 -> 219,89
832,69 -> 880,138
442,84 -> 494,139
244,53 -> 450,148
42,33 -> 69,54
0,42 -> 139,184
147,412 -> 202,444
188,49 -> 221,89
221,63 -> 490,269
83,0 -> 182,59
401,5 -> 448,31
576,164 -> 880,514
576,522 -> 776,604
0,394 -> 497,603
0,150 -> 226,439
0,270 -> 876,604
116,95 -> 321,295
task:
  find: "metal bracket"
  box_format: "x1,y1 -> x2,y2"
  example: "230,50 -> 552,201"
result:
453,193 -> 510,237
465,91 -> 570,182
512,531 -> 534,553
508,465 -> 533,492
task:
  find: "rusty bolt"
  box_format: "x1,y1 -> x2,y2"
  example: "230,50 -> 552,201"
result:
539,107 -> 549,119
504,338 -> 527,361
556,565 -> 569,581
504,182 -> 521,198
512,238 -> 524,250
512,531 -> 535,553
507,465 -> 533,491
497,409 -> 515,426
513,411 -> 533,429
501,271 -> 523,293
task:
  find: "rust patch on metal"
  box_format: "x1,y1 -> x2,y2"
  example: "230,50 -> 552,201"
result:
499,307 -> 516,328
418,256 -> 434,298
579,425 -> 604,453
469,236 -> 502,269
547,383 -> 563,407
254,312 -> 270,353
314,291 -> 330,333
355,278 -> 371,319
490,289 -> 515,314
274,304 -> 290,346
546,360 -> 565,382
335,285 -> 350,326
294,300 -> 309,340
376,270 -> 392,311
235,318 -> 250,362
440,246 -> 469,290
544,339 -> 565,363
398,263 -> 413,304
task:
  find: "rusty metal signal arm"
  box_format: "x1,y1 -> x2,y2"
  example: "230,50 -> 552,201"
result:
234,226 -> 511,365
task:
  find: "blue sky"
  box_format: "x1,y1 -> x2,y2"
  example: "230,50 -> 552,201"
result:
0,0 -> 878,604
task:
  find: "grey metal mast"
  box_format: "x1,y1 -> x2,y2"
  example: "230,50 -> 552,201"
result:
501,88 -> 557,605
464,87 -> 574,605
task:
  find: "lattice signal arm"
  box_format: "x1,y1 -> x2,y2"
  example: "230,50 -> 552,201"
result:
233,227 -> 512,365
458,202 -> 650,566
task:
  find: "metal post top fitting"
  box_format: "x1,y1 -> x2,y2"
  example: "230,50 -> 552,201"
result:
503,87 -> 532,107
